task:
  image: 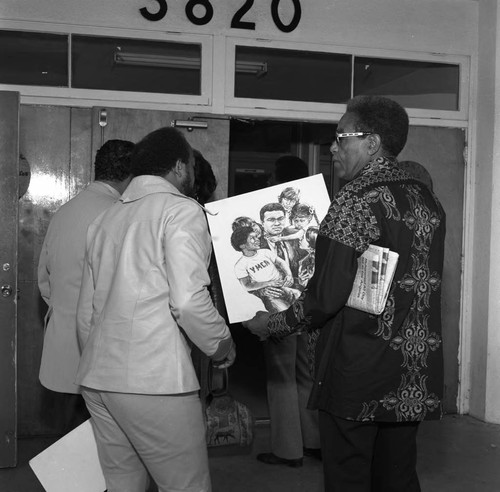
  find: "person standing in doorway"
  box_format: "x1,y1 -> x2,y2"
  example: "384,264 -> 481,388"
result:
257,156 -> 321,468
190,148 -> 229,411
269,154 -> 309,186
245,96 -> 446,491
76,127 -> 235,492
38,139 -> 134,432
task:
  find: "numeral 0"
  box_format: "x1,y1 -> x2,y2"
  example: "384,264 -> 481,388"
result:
271,0 -> 302,33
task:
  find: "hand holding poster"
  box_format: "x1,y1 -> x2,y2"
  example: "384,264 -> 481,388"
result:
205,174 -> 331,323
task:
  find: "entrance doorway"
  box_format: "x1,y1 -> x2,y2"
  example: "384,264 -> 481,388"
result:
227,120 -> 465,417
16,105 -> 230,437
10,105 -> 464,441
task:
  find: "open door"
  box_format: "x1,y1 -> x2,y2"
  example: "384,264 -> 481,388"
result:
92,107 -> 230,199
16,105 -> 230,437
0,91 -> 19,467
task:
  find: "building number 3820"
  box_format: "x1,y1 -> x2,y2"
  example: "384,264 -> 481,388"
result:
140,0 -> 302,33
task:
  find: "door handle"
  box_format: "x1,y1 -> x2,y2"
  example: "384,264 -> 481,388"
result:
1,285 -> 13,298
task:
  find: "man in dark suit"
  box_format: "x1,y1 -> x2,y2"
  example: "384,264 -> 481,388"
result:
259,202 -> 305,288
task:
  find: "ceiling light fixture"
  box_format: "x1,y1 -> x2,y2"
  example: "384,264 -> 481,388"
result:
114,49 -> 267,77
171,119 -> 208,131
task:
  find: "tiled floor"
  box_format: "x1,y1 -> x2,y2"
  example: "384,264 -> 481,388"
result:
211,415 -> 500,492
3,331 -> 500,491
1,414 -> 500,492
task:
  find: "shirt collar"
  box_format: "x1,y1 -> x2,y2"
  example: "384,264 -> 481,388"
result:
360,156 -> 397,176
121,176 -> 181,202
90,181 -> 121,199
120,175 -> 207,212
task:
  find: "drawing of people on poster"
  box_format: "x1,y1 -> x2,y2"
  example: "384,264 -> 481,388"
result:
205,174 -> 331,324
230,225 -> 301,314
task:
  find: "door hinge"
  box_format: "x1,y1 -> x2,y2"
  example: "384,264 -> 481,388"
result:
99,109 -> 108,128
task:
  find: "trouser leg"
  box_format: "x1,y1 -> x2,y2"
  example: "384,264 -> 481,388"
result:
102,391 -> 210,492
82,389 -> 149,492
319,410 -> 421,492
295,332 -> 320,449
319,411 -> 376,492
371,421 -> 421,492
264,336 -> 303,459
84,389 -> 211,492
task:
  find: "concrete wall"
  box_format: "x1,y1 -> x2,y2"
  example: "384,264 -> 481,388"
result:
470,0 -> 500,423
488,3 -> 500,424
1,0 -> 476,55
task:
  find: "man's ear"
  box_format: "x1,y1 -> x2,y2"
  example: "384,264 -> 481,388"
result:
367,134 -> 382,155
173,159 -> 184,176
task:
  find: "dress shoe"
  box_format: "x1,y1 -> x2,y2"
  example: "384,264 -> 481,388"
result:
303,447 -> 322,460
256,452 -> 303,468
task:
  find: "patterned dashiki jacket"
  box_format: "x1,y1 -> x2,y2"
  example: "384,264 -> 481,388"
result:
268,156 -> 446,423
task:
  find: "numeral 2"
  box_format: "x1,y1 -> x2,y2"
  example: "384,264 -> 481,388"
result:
231,0 -> 256,30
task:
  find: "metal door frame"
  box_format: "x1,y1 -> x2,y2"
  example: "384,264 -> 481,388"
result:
0,91 -> 19,468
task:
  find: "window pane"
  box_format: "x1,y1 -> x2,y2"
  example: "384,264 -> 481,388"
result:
229,119 -> 295,196
72,36 -> 201,95
318,144 -> 334,197
0,30 -> 68,87
354,57 -> 460,111
235,46 -> 351,103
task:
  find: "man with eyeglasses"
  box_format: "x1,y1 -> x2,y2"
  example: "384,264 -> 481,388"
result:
244,95 -> 446,491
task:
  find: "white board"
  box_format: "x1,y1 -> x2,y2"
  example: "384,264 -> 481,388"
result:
206,174 -> 331,323
29,419 -> 106,492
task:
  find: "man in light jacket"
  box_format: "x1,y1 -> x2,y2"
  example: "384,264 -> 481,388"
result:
38,139 -> 134,431
76,127 -> 235,492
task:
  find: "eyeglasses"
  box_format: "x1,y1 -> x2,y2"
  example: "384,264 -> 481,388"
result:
334,132 -> 372,146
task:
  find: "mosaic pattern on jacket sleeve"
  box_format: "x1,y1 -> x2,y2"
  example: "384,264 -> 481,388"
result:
268,296 -> 309,339
319,192 -> 379,253
318,157 -> 411,253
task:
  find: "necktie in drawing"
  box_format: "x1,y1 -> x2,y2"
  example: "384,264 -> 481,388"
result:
276,241 -> 286,260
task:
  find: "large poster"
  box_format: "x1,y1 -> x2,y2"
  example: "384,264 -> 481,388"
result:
205,174 -> 331,323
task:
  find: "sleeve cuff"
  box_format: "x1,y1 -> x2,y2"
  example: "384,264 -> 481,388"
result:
211,337 -> 234,361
